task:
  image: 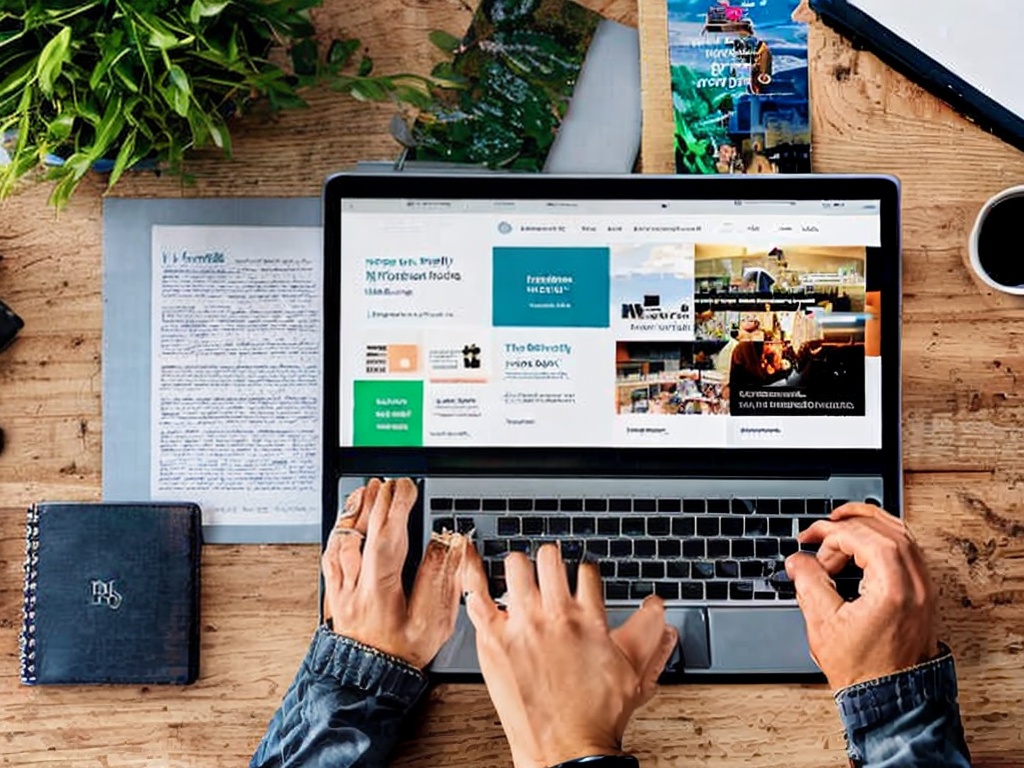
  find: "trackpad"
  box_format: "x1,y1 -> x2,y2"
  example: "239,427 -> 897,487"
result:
708,608 -> 817,673
606,607 -> 710,670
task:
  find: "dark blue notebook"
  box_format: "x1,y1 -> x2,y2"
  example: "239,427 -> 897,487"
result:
20,502 -> 202,685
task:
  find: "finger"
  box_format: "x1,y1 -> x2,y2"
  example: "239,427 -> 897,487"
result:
611,596 -> 669,674
384,477 -> 419,539
575,561 -> 606,621
354,478 -> 383,535
503,552 -> 540,613
408,533 -> 468,657
637,625 -> 678,704
785,552 -> 844,629
337,487 -> 364,529
321,527 -> 345,620
336,529 -> 364,593
831,502 -> 906,537
803,518 -> 908,590
535,544 -> 571,610
462,543 -> 504,634
366,478 -> 394,542
800,520 -> 852,574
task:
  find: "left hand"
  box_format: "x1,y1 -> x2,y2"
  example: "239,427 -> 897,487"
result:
321,477 -> 467,669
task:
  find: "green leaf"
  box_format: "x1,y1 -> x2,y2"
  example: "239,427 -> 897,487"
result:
347,79 -> 390,102
428,30 -> 461,54
166,65 -> 191,116
357,55 -> 373,77
46,113 -> 76,142
290,38 -> 318,76
327,38 -> 359,66
36,26 -> 72,97
190,0 -> 231,24
107,128 -> 137,187
392,84 -> 433,110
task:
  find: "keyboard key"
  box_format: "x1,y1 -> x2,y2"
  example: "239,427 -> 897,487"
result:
831,498 -> 849,510
488,559 -> 505,578
707,538 -> 730,558
560,498 -> 583,512
706,581 -> 728,600
756,538 -> 780,558
483,539 -> 508,557
610,539 -> 632,558
682,539 -> 705,558
755,591 -> 777,601
745,517 -> 768,536
631,582 -> 655,600
641,561 -> 665,579
760,559 -> 784,578
798,517 -> 820,532
780,538 -> 799,556
454,498 -> 480,511
609,498 -> 631,512
758,499 -> 780,515
732,498 -> 756,515
535,499 -> 558,512
680,581 -> 704,600
508,498 -> 533,512
864,497 -> 882,507
655,582 -> 679,600
692,561 -> 715,579
547,517 -> 571,536
599,561 -> 616,577
658,539 -> 681,558
618,560 -> 640,578
482,498 -> 506,512
697,518 -> 719,536
634,539 -> 657,559
634,498 -> 657,513
430,497 -> 454,511
456,518 -> 476,534
647,517 -> 670,536
731,539 -> 754,558
769,518 -> 793,537
622,517 -> 646,536
509,538 -> 531,554
781,499 -> 805,515
584,498 -> 608,513
560,540 -> 584,560
606,581 -> 630,600
496,517 -> 520,536
672,517 -> 695,537
730,581 -> 754,600
740,560 -> 765,578
658,498 -> 681,513
572,517 -> 596,536
800,541 -> 820,554
598,518 -> 619,536
667,560 -> 690,579
707,499 -> 730,514
805,499 -> 828,515
522,517 -> 544,536
683,499 -> 705,514
432,517 -> 455,534
586,539 -> 609,558
720,517 -> 744,537
715,560 -> 739,579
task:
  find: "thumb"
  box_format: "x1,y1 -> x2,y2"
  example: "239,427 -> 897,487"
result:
611,596 -> 669,675
785,552 -> 844,628
637,625 -> 678,704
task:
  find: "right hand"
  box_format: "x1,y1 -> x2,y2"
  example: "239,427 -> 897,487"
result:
786,503 -> 940,691
462,543 -> 677,768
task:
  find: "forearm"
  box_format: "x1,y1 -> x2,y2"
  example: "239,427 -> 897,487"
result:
251,625 -> 428,768
836,645 -> 971,768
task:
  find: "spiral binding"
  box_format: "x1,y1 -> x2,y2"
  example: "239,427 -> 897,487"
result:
20,505 -> 39,685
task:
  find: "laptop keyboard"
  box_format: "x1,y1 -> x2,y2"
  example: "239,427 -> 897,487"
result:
430,496 -> 864,603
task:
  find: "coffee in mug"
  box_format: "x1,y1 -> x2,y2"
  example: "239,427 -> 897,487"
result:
969,186 -> 1024,294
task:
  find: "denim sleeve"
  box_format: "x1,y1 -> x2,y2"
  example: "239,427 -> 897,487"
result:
250,625 -> 428,768
836,645 -> 971,768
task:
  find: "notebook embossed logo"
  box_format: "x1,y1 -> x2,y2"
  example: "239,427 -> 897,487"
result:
89,579 -> 123,610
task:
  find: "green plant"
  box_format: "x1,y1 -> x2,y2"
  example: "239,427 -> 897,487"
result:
0,0 -> 432,207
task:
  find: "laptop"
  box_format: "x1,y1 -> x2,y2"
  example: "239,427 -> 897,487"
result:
322,173 -> 901,677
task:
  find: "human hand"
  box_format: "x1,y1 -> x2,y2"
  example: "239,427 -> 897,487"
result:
785,503 -> 940,691
463,543 -> 677,768
322,477 -> 467,669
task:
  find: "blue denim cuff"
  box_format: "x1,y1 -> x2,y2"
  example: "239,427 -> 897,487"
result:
307,625 -> 428,709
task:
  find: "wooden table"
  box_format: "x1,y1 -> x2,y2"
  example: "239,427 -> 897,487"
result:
2,1 -> 1023,765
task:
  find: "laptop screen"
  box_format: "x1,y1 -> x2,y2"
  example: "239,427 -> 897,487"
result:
338,196 -> 882,451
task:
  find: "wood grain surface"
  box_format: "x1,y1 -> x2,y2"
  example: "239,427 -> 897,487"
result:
2,0 -> 1023,765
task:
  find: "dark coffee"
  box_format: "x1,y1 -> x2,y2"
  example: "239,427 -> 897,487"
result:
977,194 -> 1024,288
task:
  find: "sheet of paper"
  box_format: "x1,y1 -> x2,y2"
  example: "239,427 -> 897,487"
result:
149,225 -> 322,530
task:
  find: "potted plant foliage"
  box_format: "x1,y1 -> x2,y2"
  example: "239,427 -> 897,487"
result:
0,0 -> 433,207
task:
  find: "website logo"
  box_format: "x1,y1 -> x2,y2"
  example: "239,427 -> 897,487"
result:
462,343 -> 482,369
90,579 -> 123,610
497,221 -> 513,235
621,294 -> 690,320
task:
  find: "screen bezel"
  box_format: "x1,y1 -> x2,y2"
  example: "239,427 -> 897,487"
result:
323,173 -> 901,502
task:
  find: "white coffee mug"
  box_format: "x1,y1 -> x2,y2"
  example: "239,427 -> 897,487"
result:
968,185 -> 1024,295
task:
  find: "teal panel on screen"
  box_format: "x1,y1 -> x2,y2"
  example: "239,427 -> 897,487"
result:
492,247 -> 610,328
